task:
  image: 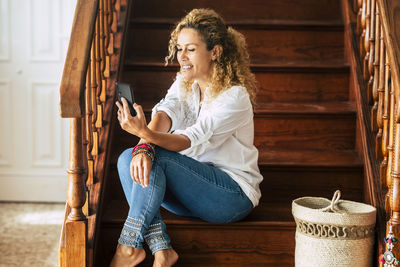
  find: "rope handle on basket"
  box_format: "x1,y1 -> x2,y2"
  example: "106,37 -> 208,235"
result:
321,190 -> 345,213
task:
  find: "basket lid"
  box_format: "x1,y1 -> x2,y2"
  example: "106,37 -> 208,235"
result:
292,190 -> 376,225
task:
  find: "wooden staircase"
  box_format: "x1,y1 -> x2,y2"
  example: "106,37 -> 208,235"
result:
59,0 -> 400,266
92,0 -> 364,266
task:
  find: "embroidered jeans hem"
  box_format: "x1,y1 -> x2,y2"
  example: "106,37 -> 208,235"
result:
117,216 -> 144,249
144,222 -> 171,254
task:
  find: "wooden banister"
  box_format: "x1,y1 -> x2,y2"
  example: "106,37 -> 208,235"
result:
59,0 -> 99,118
375,0 -> 400,262
377,1 -> 400,107
348,0 -> 400,263
59,0 -> 130,265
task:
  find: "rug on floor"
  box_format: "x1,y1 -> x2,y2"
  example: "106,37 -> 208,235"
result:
0,203 -> 65,267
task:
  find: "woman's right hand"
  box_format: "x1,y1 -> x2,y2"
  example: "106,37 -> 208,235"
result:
130,152 -> 152,187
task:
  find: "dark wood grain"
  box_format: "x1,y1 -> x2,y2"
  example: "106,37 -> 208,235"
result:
254,112 -> 356,151
131,0 -> 342,22
341,0 -> 387,259
125,25 -> 345,65
121,65 -> 350,108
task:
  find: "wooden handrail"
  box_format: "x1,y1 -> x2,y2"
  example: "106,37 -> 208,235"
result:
59,0 -> 99,118
59,1 -> 100,266
375,1 -> 400,260
351,0 -> 400,263
376,1 -> 400,111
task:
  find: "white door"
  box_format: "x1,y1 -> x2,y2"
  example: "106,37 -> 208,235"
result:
0,0 -> 76,202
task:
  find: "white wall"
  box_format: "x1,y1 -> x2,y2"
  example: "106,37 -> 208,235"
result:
0,0 -> 77,202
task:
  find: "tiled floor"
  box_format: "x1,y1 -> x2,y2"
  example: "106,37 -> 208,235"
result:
0,203 -> 65,267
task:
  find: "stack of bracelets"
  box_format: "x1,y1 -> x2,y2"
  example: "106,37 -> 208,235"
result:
131,142 -> 155,162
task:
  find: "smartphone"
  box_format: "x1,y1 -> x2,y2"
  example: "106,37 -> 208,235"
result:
116,82 -> 136,116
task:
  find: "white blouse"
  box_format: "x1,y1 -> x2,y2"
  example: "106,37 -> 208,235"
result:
151,74 -> 263,207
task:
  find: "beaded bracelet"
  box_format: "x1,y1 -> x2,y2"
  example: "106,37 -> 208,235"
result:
134,143 -> 155,154
131,142 -> 155,161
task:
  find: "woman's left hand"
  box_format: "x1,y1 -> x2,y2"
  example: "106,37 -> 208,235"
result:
116,98 -> 148,138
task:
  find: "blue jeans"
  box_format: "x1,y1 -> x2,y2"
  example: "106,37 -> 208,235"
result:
117,146 -> 253,254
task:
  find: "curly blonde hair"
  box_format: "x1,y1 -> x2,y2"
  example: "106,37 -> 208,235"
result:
165,9 -> 257,105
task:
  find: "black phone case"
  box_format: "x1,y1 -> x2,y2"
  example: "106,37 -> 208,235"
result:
116,82 -> 136,116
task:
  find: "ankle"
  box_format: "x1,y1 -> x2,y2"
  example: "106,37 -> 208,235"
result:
115,244 -> 146,260
110,244 -> 146,267
117,244 -> 137,256
153,248 -> 178,266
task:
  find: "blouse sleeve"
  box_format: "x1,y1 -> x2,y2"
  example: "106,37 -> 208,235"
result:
151,77 -> 182,133
173,86 -> 253,157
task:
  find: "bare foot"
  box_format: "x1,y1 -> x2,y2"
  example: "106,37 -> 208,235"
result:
153,248 -> 179,267
110,244 -> 146,267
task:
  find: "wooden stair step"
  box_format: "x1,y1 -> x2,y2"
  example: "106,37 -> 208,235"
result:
124,60 -> 350,71
106,146 -> 363,215
97,223 -> 295,266
101,200 -> 296,224
106,148 -> 363,214
98,200 -> 296,266
255,101 -> 355,115
258,149 -> 362,167
258,149 -> 363,210
125,26 -> 345,64
110,102 -> 358,160
254,102 -> 356,151
136,101 -> 355,115
131,0 -> 342,22
121,63 -> 350,104
130,17 -> 344,29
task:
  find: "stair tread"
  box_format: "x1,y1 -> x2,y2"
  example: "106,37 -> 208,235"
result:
255,101 -> 355,115
124,60 -> 350,70
258,149 -> 362,167
102,200 -> 297,226
131,17 -> 344,29
139,101 -> 355,115
132,0 -> 342,24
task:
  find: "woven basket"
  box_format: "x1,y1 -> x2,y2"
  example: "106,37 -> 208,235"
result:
292,190 -> 376,267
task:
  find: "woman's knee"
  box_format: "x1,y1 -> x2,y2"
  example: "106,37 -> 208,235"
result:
154,146 -> 181,165
154,146 -> 171,157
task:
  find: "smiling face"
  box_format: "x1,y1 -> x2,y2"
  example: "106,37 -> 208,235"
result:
176,28 -> 215,89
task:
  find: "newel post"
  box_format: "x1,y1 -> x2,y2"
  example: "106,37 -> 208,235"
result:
65,117 -> 87,267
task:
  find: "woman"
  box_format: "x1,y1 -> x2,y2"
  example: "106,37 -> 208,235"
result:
110,8 -> 263,267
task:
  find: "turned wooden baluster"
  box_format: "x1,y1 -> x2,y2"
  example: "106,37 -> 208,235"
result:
360,0 -> 367,58
107,0 -> 115,54
380,49 -> 390,192
102,0 -> 111,78
363,0 -> 371,82
98,0 -> 107,104
95,14 -> 104,129
99,0 -> 105,67
386,67 -> 395,220
81,70 -> 90,216
371,1 -> 379,131
376,18 -> 384,157
390,74 -> 400,258
90,38 -> 99,156
66,118 -> 87,267
111,0 -> 118,35
86,55 -> 94,187
356,0 -> 363,35
368,0 -> 376,72
67,119 -> 87,221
